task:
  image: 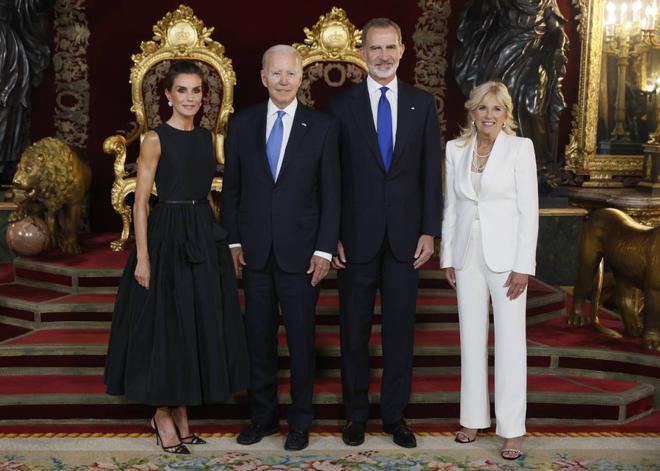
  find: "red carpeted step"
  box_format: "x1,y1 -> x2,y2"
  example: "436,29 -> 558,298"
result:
0,372 -> 644,397
4,328 -> 109,345
0,263 -> 13,283
18,234 -> 129,270
0,284 -> 68,303
46,293 -> 116,306
528,314 -> 660,358
0,375 -> 105,394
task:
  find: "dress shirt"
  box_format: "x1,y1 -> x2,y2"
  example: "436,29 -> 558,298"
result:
230,97 -> 331,262
366,75 -> 398,147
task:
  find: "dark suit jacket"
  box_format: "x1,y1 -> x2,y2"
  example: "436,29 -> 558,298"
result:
326,80 -> 443,263
221,101 -> 340,273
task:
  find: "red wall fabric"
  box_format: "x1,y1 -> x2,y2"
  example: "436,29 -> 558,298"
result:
28,0 -> 581,232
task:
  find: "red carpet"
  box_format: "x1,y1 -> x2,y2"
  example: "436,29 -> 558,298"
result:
0,233 -> 658,434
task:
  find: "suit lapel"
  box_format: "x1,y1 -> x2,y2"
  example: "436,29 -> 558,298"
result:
460,135 -> 478,200
253,102 -> 271,179
349,82 -> 385,173
276,103 -> 310,183
392,81 -> 413,170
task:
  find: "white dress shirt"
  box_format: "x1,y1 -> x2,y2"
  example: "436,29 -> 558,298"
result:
230,97 -> 331,262
366,75 -> 398,147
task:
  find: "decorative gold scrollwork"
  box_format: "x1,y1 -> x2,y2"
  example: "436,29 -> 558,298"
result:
103,4 -> 235,250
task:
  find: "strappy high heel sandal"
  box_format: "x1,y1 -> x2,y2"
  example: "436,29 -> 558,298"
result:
150,417 -> 190,454
454,428 -> 478,443
174,423 -> 207,445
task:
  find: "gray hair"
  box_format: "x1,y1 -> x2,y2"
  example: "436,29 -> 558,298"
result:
261,44 -> 303,70
362,18 -> 403,46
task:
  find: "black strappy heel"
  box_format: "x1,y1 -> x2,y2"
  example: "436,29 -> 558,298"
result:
174,423 -> 207,445
150,417 -> 190,454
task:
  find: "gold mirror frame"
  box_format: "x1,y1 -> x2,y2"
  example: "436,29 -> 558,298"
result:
564,0 -> 645,187
103,4 -> 236,251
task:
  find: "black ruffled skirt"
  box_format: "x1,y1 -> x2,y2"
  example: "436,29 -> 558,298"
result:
104,203 -> 249,406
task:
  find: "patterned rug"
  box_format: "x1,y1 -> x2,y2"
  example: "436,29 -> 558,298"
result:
2,435 -> 659,470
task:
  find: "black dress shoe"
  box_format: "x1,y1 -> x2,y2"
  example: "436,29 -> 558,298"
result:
383,420 -> 417,448
342,421 -> 365,446
284,429 -> 309,451
236,422 -> 279,445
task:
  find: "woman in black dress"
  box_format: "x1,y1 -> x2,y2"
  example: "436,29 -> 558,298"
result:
105,61 -> 249,454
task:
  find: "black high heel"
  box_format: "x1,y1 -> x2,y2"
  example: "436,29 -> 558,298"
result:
150,417 -> 190,454
174,423 -> 207,445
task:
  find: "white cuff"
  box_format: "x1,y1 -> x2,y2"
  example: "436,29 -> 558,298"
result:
313,250 -> 332,261
229,243 -> 242,248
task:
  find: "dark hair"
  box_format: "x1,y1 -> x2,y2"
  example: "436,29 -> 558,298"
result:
164,60 -> 205,91
362,18 -> 403,46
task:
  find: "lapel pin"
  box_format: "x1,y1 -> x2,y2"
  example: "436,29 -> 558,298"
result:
410,106 -> 415,110
301,122 -> 307,127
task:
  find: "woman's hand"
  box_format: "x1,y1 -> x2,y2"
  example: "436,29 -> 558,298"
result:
504,271 -> 528,300
134,257 -> 151,289
445,267 -> 456,289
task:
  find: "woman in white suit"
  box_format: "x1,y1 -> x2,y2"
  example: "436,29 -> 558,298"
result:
441,81 -> 538,460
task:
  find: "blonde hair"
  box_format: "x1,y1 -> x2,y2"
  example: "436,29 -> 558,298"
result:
456,81 -> 518,145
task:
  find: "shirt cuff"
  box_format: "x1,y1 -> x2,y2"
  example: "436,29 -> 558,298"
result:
313,250 -> 332,261
229,243 -> 242,248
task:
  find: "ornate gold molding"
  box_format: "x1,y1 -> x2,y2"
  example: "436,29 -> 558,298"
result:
565,0 -> 645,185
293,7 -> 365,70
293,7 -> 367,108
413,0 -> 451,146
103,4 -> 235,250
129,4 -> 235,142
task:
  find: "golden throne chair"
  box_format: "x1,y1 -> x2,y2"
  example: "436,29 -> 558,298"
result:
293,7 -> 367,109
103,4 -> 235,251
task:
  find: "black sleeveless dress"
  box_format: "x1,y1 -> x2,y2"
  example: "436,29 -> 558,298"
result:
104,123 -> 249,406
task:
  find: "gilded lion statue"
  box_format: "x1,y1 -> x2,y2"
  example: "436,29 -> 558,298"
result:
569,208 -> 660,351
9,137 -> 92,254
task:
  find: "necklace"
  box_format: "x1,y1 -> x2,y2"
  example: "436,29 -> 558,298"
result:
471,147 -> 489,173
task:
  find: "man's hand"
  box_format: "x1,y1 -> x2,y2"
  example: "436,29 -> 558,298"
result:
134,257 -> 150,289
307,255 -> 331,286
230,246 -> 246,276
504,271 -> 529,300
331,240 -> 347,270
413,234 -> 434,269
445,267 -> 456,289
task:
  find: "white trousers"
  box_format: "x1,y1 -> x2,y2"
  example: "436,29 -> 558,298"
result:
455,221 -> 527,438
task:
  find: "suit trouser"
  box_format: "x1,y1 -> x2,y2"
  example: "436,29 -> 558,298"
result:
243,254 -> 319,431
338,235 -> 419,425
455,221 -> 527,438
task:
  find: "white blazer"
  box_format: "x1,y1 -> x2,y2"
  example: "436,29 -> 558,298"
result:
440,132 -> 539,274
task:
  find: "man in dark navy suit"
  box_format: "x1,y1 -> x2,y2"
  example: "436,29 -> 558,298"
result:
221,45 -> 339,451
326,18 -> 443,448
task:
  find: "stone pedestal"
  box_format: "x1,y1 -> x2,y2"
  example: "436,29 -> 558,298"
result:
567,187 -> 660,227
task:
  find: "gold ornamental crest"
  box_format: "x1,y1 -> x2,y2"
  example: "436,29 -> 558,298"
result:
294,7 -> 364,68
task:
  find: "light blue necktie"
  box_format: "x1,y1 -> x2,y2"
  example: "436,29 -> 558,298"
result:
377,86 -> 393,173
266,110 -> 285,180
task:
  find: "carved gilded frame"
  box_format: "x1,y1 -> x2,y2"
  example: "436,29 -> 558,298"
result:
564,0 -> 644,186
293,7 -> 368,107
103,5 -> 236,251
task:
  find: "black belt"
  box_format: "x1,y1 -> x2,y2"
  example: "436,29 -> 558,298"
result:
161,199 -> 208,205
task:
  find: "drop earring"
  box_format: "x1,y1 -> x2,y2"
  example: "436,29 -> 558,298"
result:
167,101 -> 172,107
